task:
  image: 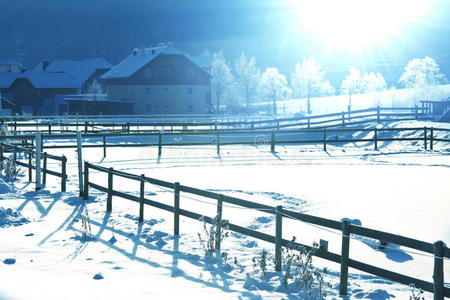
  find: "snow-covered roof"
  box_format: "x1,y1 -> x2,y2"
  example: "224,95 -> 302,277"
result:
0,71 -> 80,89
33,58 -> 112,85
0,72 -> 21,88
101,45 -> 183,79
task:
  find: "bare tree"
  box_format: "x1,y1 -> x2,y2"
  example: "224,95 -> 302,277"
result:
210,52 -> 234,114
340,68 -> 364,111
233,52 -> 260,112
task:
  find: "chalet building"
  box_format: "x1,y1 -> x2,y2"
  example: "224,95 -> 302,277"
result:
101,44 -> 212,114
0,71 -> 79,115
33,58 -> 112,93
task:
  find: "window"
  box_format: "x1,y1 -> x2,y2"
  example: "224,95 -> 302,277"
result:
145,105 -> 151,113
145,87 -> 151,96
162,68 -> 170,75
187,105 -> 193,113
186,68 -> 194,78
144,68 -> 152,79
187,87 -> 192,95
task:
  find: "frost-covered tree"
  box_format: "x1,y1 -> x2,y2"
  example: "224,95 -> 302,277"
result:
341,68 -> 364,111
291,57 -> 333,114
398,56 -> 447,102
233,52 -> 260,111
210,52 -> 234,114
259,67 -> 290,115
362,72 -> 387,93
87,79 -> 103,95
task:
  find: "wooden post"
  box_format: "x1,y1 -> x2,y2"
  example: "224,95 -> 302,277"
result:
415,105 -> 419,119
13,146 -> 17,164
424,127 -> 428,150
29,151 -> 33,182
374,128 -> 378,150
83,162 -> 89,200
307,117 -> 311,128
275,205 -> 282,272
48,124 -> 51,134
215,194 -> 224,250
158,132 -> 162,157
216,133 -> 220,155
433,240 -> 444,300
270,131 -> 275,152
0,145 -> 3,162
77,132 -> 84,196
342,112 -> 345,127
84,121 -> 88,134
107,167 -> 113,212
35,132 -> 41,191
340,219 -> 350,295
61,155 -> 67,192
14,122 -> 17,135
174,182 -> 180,236
323,128 -> 327,151
377,106 -> 380,123
430,127 -> 434,151
103,135 -> 106,157
139,174 -> 145,223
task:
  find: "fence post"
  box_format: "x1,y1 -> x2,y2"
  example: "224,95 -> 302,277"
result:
61,155 -> 67,192
377,106 -> 380,123
415,105 -> 419,119
271,131 -> 275,153
0,145 -> 3,162
340,219 -> 350,295
29,150 -> 34,182
275,205 -> 282,272
323,128 -> 327,151
103,135 -> 106,157
77,131 -> 84,197
84,121 -> 88,134
35,132 -> 41,191
48,123 -> 51,134
158,132 -> 162,157
342,112 -> 345,127
107,167 -> 113,212
83,162 -> 89,200
307,117 -> 311,128
430,127 -> 434,151
374,128 -> 378,150
215,194 -> 224,250
139,174 -> 145,223
216,133 -> 220,155
424,127 -> 428,150
174,182 -> 180,236
433,240 -> 444,300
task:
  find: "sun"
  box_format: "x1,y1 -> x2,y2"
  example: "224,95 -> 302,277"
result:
291,0 -> 428,51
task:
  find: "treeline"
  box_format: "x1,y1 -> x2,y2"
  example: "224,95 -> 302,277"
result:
204,51 -> 448,115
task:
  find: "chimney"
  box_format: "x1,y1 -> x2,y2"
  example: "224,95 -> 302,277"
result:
132,48 -> 138,56
21,67 -> 27,74
42,60 -> 50,71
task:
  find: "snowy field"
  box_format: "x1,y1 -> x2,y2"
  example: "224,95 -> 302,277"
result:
0,120 -> 449,299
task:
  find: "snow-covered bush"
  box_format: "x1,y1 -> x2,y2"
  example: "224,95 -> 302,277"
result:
197,214 -> 229,259
0,156 -> 18,181
408,283 -> 424,300
252,248 -> 270,276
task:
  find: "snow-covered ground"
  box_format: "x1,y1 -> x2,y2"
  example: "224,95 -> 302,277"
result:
0,120 -> 449,299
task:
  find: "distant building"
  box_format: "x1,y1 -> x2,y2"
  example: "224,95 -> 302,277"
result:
0,58 -> 23,73
33,58 -> 112,93
101,44 -> 212,114
0,71 -> 79,115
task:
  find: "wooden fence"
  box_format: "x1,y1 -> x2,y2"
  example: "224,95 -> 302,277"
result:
83,162 -> 449,299
2,107 -> 430,135
0,143 -> 67,192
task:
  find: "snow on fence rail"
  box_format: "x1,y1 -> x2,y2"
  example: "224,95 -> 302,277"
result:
0,143 -> 67,192
82,162 -> 449,299
1,106 -> 430,134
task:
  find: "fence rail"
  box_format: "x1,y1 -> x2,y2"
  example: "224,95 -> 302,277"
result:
83,162 -> 449,299
1,107 -> 430,135
0,143 -> 67,192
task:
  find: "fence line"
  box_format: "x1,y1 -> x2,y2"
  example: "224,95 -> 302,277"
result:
82,162 -> 449,299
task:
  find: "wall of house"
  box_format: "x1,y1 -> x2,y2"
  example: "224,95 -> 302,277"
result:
106,54 -> 212,114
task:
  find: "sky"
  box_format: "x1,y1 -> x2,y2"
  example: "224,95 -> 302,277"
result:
0,0 -> 449,86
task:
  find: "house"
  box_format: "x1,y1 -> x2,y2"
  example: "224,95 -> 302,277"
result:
101,43 -> 212,115
0,58 -> 23,73
0,71 -> 79,115
33,58 -> 112,93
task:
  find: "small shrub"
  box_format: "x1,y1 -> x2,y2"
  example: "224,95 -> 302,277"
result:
81,205 -> 92,239
197,214 -> 229,258
252,249 -> 270,276
409,283 -> 424,300
0,156 -> 19,181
